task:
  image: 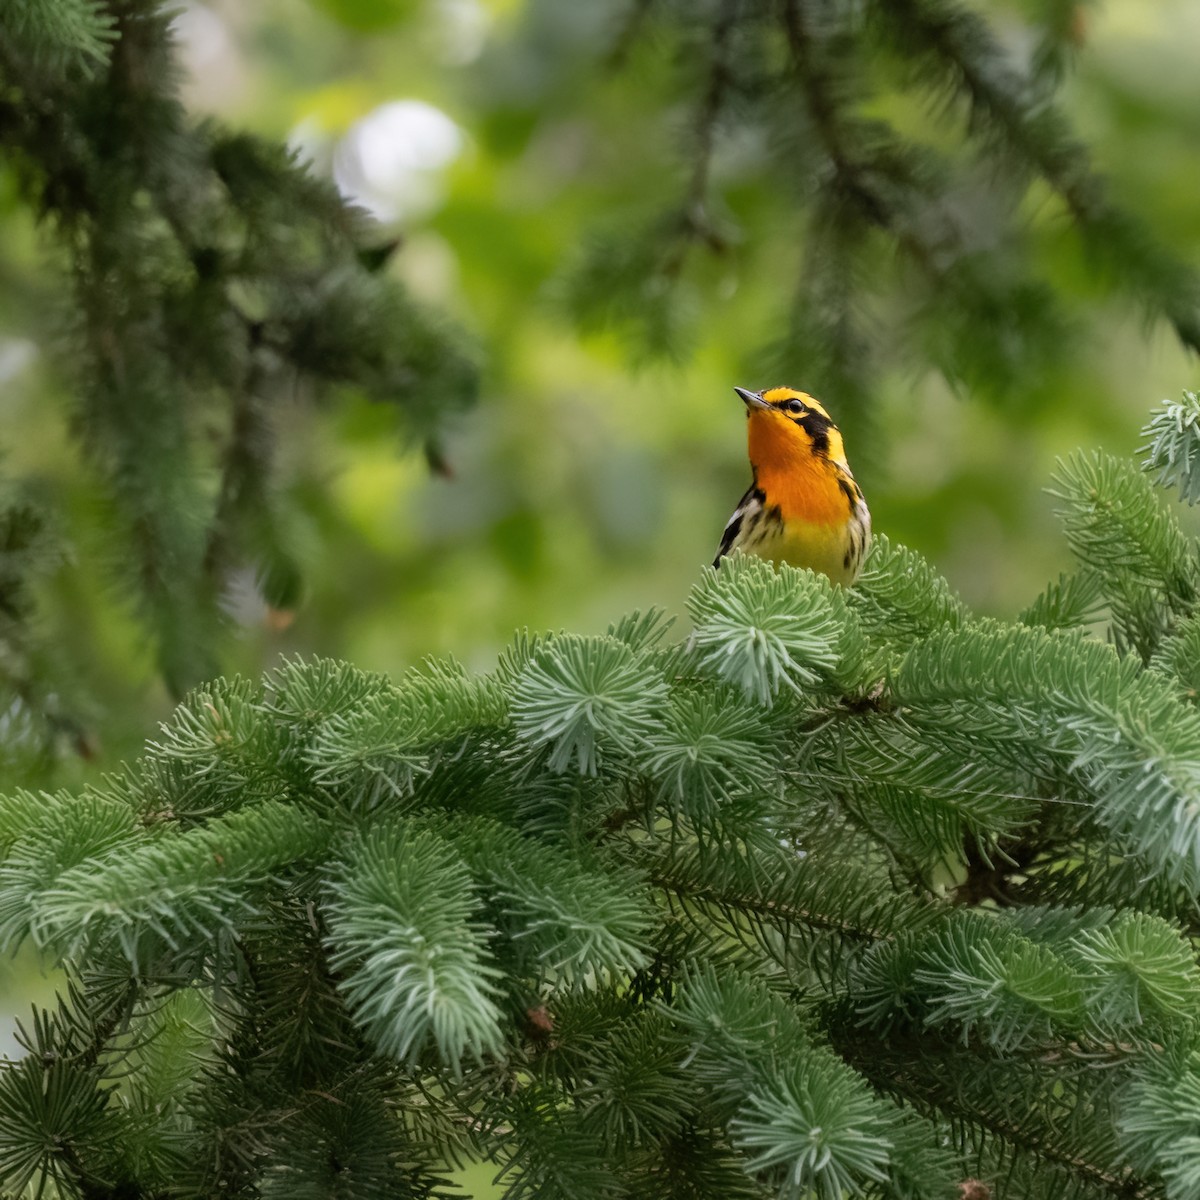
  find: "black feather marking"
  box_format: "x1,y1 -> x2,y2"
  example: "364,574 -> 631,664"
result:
714,485 -> 764,566
714,515 -> 743,565
796,410 -> 832,456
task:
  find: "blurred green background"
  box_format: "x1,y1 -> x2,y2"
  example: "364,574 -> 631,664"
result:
1,0 -> 1198,766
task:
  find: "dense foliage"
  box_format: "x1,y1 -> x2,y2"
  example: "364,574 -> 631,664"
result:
3,396 -> 1200,1198
0,0 -> 477,730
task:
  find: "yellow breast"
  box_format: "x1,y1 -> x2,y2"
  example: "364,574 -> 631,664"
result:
748,518 -> 863,586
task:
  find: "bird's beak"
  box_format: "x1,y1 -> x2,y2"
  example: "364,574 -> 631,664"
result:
735,386 -> 770,411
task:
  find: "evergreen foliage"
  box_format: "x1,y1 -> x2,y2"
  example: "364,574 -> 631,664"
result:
563,0 -> 1200,423
0,484 -> 82,773
1143,389 -> 1200,506
4,398 -> 1200,1197
4,4 -> 1200,1197
0,0 -> 478,699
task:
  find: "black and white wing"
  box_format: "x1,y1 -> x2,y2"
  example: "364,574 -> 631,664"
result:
712,485 -> 766,567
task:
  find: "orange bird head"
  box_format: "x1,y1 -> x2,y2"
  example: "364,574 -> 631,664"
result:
735,385 -> 849,476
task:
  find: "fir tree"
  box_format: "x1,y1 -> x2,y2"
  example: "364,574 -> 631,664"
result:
5,6 -> 1200,1195
562,0 -> 1200,422
3,396 -> 1200,1198
0,0 -> 478,704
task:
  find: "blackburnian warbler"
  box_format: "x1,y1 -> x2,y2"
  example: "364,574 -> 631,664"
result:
713,386 -> 870,585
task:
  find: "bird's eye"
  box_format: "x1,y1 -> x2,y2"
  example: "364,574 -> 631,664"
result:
786,399 -> 805,415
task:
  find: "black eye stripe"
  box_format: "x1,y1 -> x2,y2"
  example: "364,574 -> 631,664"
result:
766,394 -> 835,452
796,409 -> 832,455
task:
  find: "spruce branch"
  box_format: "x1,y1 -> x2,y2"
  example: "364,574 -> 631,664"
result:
672,968 -> 954,1198
263,656 -> 394,734
660,0 -> 741,279
4,422 -> 1200,1195
648,834 -> 932,952
0,793 -> 139,953
768,195 -> 876,437
895,622 -> 1200,889
1141,390 -> 1200,507
554,0 -> 749,360
850,532 -> 968,649
832,1022 -> 1149,1198
1019,570 -> 1106,632
0,489 -> 88,772
1150,614 -> 1200,703
732,1063 -> 893,1199
34,801 -> 331,967
779,0 -> 1064,403
324,822 -> 506,1069
0,0 -> 478,697
605,607 -> 676,653
871,0 -> 1200,352
1120,1050 -> 1200,1196
0,1054 -> 113,1199
147,676 -> 290,816
442,815 -> 657,986
1070,912 -> 1200,1033
511,634 -> 668,774
686,556 -> 868,704
493,1086 -> 624,1200
309,661 -> 506,809
574,1014 -> 693,1145
0,0 -> 116,75
1051,451 -> 1198,659
638,685 -> 784,825
914,916 -> 1086,1051
781,0 -> 892,233
581,0 -> 1198,407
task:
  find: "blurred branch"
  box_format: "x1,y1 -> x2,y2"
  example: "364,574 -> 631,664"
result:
782,0 -> 888,230
0,0 -> 478,698
606,0 -> 659,69
661,0 -> 740,278
875,0 -> 1200,351
581,0 -> 1200,395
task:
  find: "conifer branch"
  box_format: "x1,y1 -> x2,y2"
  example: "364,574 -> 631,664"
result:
661,0 -> 739,278
648,837 -> 929,947
781,0 -> 896,232
0,0 -> 477,697
1141,390 -> 1200,506
585,0 -> 1197,399
874,0 -> 1200,352
837,1030 -> 1150,1198
779,0 -> 1054,404
606,0 -> 658,70
202,352 -> 273,585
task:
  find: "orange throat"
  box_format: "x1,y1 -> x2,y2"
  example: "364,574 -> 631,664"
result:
747,413 -> 849,526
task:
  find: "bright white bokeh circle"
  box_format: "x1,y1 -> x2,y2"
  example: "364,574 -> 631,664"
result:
334,100 -> 465,224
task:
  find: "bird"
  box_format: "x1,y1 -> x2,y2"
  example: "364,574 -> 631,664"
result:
713,385 -> 870,586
